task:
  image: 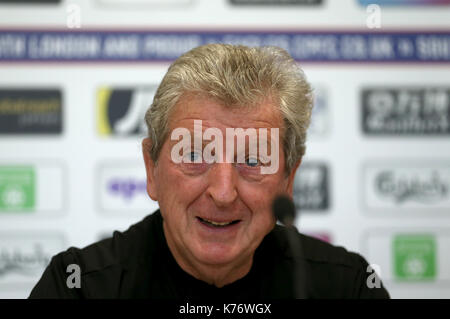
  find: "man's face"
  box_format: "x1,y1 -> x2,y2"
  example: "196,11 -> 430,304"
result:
143,93 -> 299,271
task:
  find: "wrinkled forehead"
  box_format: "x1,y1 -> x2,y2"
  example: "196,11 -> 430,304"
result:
167,92 -> 285,132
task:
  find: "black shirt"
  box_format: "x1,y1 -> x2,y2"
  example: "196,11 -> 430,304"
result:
28,210 -> 389,299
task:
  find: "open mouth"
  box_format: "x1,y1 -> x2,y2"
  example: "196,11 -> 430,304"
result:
196,216 -> 241,228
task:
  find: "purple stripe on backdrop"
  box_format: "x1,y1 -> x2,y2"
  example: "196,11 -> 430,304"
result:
0,29 -> 448,63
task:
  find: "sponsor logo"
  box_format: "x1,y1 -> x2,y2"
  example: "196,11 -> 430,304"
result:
359,0 -> 450,6
393,234 -> 437,281
363,230 -> 450,288
97,86 -> 156,136
364,162 -> 450,211
293,162 -> 329,211
0,233 -> 65,285
308,85 -> 328,137
229,0 -> 322,5
108,177 -> 147,200
0,166 -> 35,211
0,162 -> 65,214
375,170 -> 448,204
362,88 -> 450,135
98,162 -> 159,214
0,89 -> 63,134
0,243 -> 49,277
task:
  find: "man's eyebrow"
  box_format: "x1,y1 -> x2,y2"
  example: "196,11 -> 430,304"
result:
168,133 -> 217,147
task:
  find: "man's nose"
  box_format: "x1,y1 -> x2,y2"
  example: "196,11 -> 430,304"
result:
206,163 -> 238,208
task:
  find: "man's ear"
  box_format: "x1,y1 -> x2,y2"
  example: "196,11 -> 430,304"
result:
286,159 -> 301,197
142,138 -> 158,201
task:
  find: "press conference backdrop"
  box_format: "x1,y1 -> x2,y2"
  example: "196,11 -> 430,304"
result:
0,0 -> 449,299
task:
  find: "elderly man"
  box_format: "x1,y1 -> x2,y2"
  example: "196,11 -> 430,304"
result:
29,44 -> 389,299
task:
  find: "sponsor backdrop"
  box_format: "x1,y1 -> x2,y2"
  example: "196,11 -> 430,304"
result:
0,0 -> 449,299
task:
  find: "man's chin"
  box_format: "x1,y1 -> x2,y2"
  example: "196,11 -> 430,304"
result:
193,243 -> 243,266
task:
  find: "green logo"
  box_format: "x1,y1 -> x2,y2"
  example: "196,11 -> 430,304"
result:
0,166 -> 35,211
393,234 -> 437,281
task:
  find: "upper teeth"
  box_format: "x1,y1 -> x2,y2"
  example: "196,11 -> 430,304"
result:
202,218 -> 233,226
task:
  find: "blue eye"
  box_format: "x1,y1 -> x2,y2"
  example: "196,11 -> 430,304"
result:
245,157 -> 259,167
185,151 -> 201,163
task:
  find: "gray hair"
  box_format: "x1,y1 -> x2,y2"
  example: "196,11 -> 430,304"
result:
144,43 -> 313,173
